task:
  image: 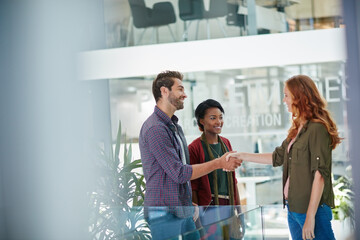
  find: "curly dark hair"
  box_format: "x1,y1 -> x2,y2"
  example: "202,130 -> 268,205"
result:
195,99 -> 224,131
152,70 -> 183,102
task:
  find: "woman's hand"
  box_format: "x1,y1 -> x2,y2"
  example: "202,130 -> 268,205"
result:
192,202 -> 199,222
302,215 -> 315,239
226,152 -> 273,165
225,152 -> 243,162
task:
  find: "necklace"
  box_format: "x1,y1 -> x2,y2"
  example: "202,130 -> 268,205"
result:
209,143 -> 222,158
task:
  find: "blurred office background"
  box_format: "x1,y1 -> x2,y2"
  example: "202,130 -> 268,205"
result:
1,0 -> 360,239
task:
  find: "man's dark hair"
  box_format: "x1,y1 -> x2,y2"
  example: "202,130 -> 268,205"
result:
152,70 -> 183,102
195,99 -> 225,131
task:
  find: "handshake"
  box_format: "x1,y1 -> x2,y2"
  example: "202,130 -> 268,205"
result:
217,152 -> 243,172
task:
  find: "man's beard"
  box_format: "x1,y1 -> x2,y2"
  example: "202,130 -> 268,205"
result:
169,92 -> 184,110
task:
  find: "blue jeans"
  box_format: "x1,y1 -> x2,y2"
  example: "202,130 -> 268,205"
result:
286,203 -> 335,240
146,210 -> 200,240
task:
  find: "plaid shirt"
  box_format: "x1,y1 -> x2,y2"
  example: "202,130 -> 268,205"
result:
139,106 -> 193,207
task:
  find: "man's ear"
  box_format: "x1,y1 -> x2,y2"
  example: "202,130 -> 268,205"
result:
160,86 -> 169,97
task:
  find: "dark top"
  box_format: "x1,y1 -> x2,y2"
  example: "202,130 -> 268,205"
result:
188,137 -> 240,206
272,121 -> 335,213
202,142 -> 229,196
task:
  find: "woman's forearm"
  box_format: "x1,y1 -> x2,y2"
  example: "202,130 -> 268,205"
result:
306,170 -> 325,217
227,152 -> 273,165
302,170 -> 325,239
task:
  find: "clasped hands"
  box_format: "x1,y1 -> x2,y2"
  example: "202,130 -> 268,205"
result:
219,151 -> 242,172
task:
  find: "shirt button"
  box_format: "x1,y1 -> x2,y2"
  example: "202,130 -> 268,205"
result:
289,157 -> 291,160
316,157 -> 320,161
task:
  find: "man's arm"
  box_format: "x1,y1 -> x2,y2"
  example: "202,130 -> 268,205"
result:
190,152 -> 242,180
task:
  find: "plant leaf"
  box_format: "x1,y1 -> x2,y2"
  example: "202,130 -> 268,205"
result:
123,134 -> 130,166
114,121 -> 122,166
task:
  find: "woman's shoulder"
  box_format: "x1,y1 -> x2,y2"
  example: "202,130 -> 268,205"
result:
307,121 -> 327,132
219,136 -> 233,150
306,121 -> 330,139
188,137 -> 202,147
188,137 -> 204,159
219,135 -> 230,143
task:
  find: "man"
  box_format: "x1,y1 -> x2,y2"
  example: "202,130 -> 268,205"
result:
139,71 -> 242,239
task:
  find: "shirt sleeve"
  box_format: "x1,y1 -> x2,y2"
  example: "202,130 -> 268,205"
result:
188,141 -> 200,191
309,123 -> 332,178
272,139 -> 287,167
146,125 -> 193,184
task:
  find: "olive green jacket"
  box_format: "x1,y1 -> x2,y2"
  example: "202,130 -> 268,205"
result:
272,121 -> 335,213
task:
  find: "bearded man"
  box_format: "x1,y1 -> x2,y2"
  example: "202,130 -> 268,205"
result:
139,70 -> 241,239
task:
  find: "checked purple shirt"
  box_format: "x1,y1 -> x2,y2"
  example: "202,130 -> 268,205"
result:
139,106 -> 193,207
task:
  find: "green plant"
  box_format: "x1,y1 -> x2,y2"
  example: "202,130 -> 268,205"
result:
332,175 -> 355,229
89,121 -> 150,239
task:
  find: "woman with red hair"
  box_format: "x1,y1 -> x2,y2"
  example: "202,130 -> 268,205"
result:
227,75 -> 342,240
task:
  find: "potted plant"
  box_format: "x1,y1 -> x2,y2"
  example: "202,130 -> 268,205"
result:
89,121 -> 150,239
332,171 -> 355,238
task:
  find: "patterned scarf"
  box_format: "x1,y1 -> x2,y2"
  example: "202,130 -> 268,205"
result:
200,133 -> 235,205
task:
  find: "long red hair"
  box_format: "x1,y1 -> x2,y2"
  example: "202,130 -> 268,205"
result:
285,75 -> 342,149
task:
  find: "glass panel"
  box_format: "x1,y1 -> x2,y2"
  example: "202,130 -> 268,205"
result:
110,63 -> 350,197
103,0 -> 344,48
90,205 -> 262,239
261,205 -> 290,239
182,205 -> 263,240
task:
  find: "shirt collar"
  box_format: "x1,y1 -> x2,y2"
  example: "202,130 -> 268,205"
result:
298,120 -> 310,137
154,106 -> 179,126
302,120 -> 310,130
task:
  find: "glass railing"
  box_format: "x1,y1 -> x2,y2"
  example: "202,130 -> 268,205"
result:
261,205 -> 290,240
177,205 -> 262,240
103,0 -> 344,48
92,205 -> 265,239
91,204 -> 354,239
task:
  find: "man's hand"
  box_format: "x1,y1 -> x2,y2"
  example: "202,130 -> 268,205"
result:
191,151 -> 244,180
219,152 -> 242,171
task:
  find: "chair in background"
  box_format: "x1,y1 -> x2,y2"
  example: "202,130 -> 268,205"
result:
128,0 -> 176,45
178,0 -> 228,41
178,0 -> 204,40
226,3 -> 248,36
203,0 -> 228,38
